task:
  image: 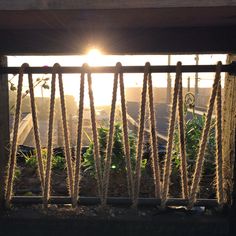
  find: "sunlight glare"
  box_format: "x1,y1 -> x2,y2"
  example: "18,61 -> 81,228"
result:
86,48 -> 103,66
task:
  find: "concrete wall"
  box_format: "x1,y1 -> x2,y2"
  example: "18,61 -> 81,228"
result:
0,0 -> 236,10
1,0 -> 236,54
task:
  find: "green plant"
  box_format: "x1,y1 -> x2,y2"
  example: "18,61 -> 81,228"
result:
83,123 -> 140,174
25,155 -> 38,169
14,167 -> 21,181
24,149 -> 65,171
172,114 -> 216,175
52,155 -> 66,170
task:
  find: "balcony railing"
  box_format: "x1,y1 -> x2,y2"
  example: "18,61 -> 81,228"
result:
0,61 -> 236,209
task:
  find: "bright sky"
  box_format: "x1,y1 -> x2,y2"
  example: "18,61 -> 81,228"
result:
8,51 -> 227,106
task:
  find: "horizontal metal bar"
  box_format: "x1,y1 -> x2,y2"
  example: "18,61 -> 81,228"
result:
0,62 -> 236,75
11,196 -> 218,207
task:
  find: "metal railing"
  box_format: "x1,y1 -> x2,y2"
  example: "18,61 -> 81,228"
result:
1,61 -> 236,209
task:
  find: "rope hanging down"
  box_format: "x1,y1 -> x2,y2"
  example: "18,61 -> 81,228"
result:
133,62 -> 162,206
87,68 -> 103,200
72,67 -> 85,207
6,63 -> 45,206
146,63 -> 161,199
188,61 -> 222,208
43,63 -> 74,207
119,64 -> 134,200
102,63 -> 134,205
132,63 -> 149,206
73,64 -> 103,207
162,62 -> 182,207
177,70 -> 189,199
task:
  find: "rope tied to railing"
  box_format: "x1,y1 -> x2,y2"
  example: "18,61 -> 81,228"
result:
102,63 -> 134,205
102,64 -> 119,206
161,62 -> 182,207
188,61 -> 222,209
6,63 -> 45,206
72,65 -> 85,207
73,64 -> 104,207
87,66 -> 104,201
132,63 -> 149,207
146,63 -> 162,199
177,69 -> 189,199
28,67 -> 45,192
119,63 -> 134,201
43,63 -> 74,207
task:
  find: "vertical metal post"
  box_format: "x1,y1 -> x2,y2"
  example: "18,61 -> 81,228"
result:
0,56 -> 10,209
187,77 -> 190,92
194,54 -> 199,106
166,55 -> 171,104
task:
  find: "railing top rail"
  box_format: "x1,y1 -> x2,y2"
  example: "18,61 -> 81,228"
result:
0,62 -> 236,75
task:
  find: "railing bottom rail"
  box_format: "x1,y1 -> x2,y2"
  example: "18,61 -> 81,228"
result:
11,196 -> 218,207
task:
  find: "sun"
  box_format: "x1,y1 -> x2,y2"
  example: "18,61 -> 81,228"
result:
86,48 -> 103,66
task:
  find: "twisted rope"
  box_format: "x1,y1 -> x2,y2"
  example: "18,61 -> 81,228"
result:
102,64 -> 119,205
133,62 -> 149,207
177,70 -> 189,199
87,68 -> 103,200
188,61 -> 222,209
43,64 -> 57,207
28,70 -> 45,193
6,64 -> 28,205
58,66 -> 74,197
119,63 -> 134,199
44,63 -> 75,206
72,67 -> 85,207
216,79 -> 223,205
102,63 -> 135,205
161,62 -> 182,207
147,63 -> 161,199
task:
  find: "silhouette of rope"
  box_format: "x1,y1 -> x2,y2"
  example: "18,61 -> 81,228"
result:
133,63 -> 149,207
147,63 -> 161,198
87,68 -> 103,200
72,67 -> 85,207
102,65 -> 119,205
162,62 -> 182,207
43,64 -> 57,207
6,64 -> 28,206
216,79 -> 223,206
177,71 -> 189,199
28,71 -> 45,193
44,63 -> 75,207
58,66 -> 74,197
102,63 -> 134,205
188,61 -> 222,209
119,63 -> 134,199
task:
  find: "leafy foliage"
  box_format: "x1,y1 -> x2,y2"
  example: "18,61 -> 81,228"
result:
83,123 -> 141,174
24,149 -> 66,170
172,114 -> 216,175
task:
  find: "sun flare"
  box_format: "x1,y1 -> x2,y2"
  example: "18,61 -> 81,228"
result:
86,48 -> 103,66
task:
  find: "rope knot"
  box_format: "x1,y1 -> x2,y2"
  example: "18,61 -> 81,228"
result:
115,62 -> 122,73
52,63 -> 61,74
19,63 -> 30,75
144,62 -> 151,74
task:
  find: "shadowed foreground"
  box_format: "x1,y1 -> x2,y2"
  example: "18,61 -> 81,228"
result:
0,206 -> 234,236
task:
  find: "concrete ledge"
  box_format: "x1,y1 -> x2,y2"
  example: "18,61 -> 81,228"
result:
0,0 -> 236,10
